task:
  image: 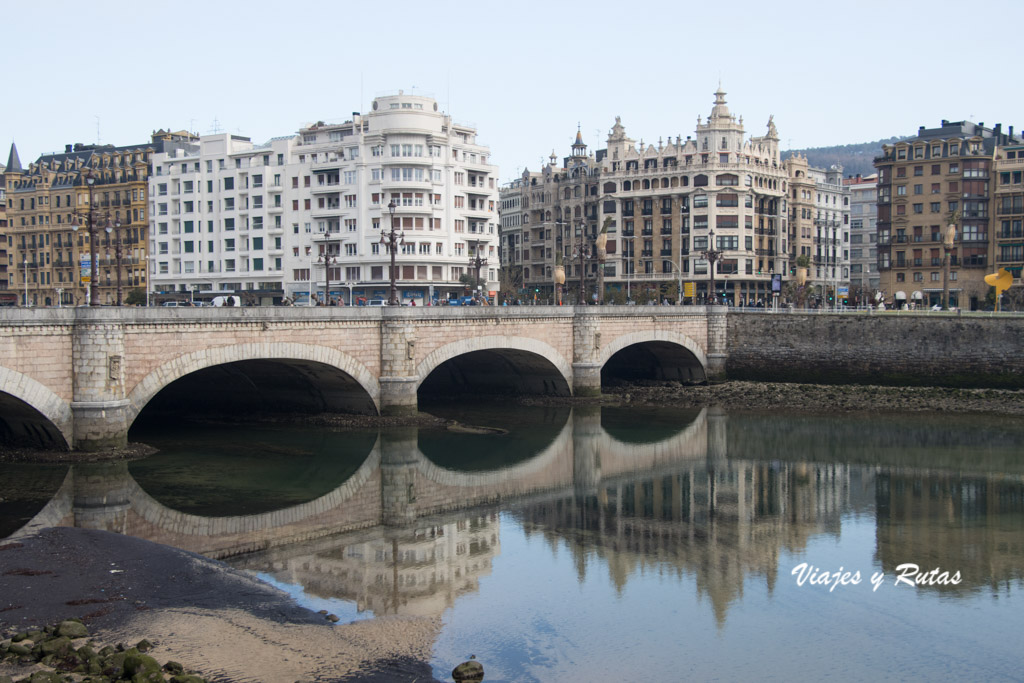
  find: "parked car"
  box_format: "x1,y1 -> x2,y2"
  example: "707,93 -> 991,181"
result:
161,301 -> 190,307
364,299 -> 388,307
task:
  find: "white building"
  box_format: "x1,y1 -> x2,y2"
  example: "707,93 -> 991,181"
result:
844,174 -> 878,302
148,91 -> 500,304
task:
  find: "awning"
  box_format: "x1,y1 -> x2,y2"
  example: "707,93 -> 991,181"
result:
894,291 -> 907,299
911,290 -> 924,299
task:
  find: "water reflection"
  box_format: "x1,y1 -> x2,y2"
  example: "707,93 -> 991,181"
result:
2,406 -> 1023,621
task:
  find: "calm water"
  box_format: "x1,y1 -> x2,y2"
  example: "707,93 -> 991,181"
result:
3,406 -> 1024,681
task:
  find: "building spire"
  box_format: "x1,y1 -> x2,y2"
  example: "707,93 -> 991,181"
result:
6,142 -> 22,172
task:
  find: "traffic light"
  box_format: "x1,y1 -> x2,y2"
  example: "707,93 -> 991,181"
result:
535,288 -> 539,293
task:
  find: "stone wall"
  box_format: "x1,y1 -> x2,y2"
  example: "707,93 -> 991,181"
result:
727,312 -> 1024,388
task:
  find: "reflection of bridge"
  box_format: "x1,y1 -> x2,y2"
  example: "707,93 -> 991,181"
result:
9,407 -> 714,558
0,307 -> 719,450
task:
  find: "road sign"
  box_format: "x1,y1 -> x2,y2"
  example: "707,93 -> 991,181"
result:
80,257 -> 91,284
683,282 -> 695,298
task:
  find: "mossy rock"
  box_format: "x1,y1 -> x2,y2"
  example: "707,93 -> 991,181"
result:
132,671 -> 167,683
162,661 -> 184,675
57,620 -> 90,639
27,671 -> 65,683
124,652 -> 161,677
38,636 -> 72,658
170,675 -> 207,683
7,642 -> 31,656
135,639 -> 154,653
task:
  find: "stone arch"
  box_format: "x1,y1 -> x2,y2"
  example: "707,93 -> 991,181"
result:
0,365 -> 73,447
125,342 -> 379,424
415,335 -> 573,390
598,330 -> 708,373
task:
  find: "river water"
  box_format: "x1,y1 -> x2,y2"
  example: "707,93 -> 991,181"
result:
3,405 -> 1023,681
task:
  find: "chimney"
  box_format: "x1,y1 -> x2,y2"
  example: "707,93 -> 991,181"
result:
941,119 -> 949,126
65,144 -> 73,154
1010,125 -> 1015,139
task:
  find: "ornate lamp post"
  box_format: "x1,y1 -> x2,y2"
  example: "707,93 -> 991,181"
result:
318,251 -> 339,304
571,222 -> 593,305
942,211 -> 960,310
105,220 -> 124,305
701,228 -> 723,305
22,258 -> 28,307
381,200 -> 405,305
467,239 -> 488,287
70,169 -> 117,306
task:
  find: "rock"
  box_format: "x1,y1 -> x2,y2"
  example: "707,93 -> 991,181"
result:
135,638 -> 154,653
27,671 -> 64,683
170,675 -> 208,683
78,644 -> 97,659
57,620 -> 90,639
7,642 -> 31,656
326,614 -> 340,623
124,652 -> 161,677
132,671 -> 167,683
11,632 -> 29,643
163,660 -> 185,675
0,674 -> 12,683
38,636 -> 72,658
452,655 -> 485,682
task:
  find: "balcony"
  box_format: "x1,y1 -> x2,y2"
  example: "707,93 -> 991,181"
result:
641,228 -> 653,236
660,227 -> 673,235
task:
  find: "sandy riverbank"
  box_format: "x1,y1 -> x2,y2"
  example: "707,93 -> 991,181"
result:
0,528 -> 443,682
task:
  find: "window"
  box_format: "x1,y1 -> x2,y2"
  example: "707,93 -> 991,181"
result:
345,243 -> 357,256
224,177 -> 234,190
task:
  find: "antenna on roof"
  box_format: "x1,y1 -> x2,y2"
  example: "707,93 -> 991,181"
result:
210,118 -> 222,134
96,115 -> 101,145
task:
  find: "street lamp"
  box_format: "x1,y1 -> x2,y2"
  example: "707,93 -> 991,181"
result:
70,169 -> 116,306
22,258 -> 28,307
381,200 -> 405,305
104,218 -> 123,305
571,222 -> 593,305
701,228 -> 723,305
942,211 -> 959,310
467,239 -> 488,288
318,250 -> 338,305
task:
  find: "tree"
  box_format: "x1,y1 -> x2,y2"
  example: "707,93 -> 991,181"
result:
124,288 -> 147,306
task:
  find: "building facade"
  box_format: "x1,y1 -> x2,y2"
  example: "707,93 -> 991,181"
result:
4,137 -> 187,307
993,143 -> 1024,290
0,155 -> 9,304
500,88 -> 790,305
844,174 -> 879,303
148,92 -> 501,305
784,156 -> 851,305
875,121 -> 1021,309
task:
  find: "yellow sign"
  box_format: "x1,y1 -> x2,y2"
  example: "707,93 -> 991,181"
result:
984,267 -> 1013,312
683,282 -> 696,298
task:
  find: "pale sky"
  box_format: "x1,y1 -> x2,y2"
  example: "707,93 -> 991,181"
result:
5,0 -> 1023,185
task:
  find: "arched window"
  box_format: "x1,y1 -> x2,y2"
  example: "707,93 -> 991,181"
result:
694,174 -> 709,187
603,181 -> 617,194
623,180 -> 632,191
680,176 -> 689,187
717,174 -> 739,186
643,179 -> 651,190
564,188 -> 571,199
661,178 -> 669,189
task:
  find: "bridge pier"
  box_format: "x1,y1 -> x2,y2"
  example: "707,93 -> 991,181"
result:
705,306 -> 728,382
380,318 -> 419,415
72,316 -> 129,451
573,313 -> 603,397
381,427 -> 420,525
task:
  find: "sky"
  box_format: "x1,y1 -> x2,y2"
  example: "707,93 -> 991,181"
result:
5,0 -> 1024,186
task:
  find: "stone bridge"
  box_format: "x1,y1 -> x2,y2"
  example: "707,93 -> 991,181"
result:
0,306 -> 723,450
9,408 -> 719,558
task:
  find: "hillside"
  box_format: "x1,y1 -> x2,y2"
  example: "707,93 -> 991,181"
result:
783,137 -> 905,179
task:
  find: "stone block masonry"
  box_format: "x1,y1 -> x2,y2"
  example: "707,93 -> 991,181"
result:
726,312 -> 1024,388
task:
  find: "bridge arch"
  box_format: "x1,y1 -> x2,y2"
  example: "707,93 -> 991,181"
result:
415,335 -> 573,396
126,342 -> 379,424
0,366 -> 73,448
599,330 -> 708,383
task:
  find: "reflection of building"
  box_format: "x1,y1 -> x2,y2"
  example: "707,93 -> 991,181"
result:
512,460 -> 850,625
235,512 -> 500,617
875,471 -> 1024,592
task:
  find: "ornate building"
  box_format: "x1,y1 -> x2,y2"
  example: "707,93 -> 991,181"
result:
500,88 -> 790,305
4,135 -> 194,306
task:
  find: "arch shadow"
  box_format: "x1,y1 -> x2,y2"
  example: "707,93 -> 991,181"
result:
0,366 -> 72,449
416,336 -> 573,398
126,343 -> 379,424
599,330 -> 708,384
